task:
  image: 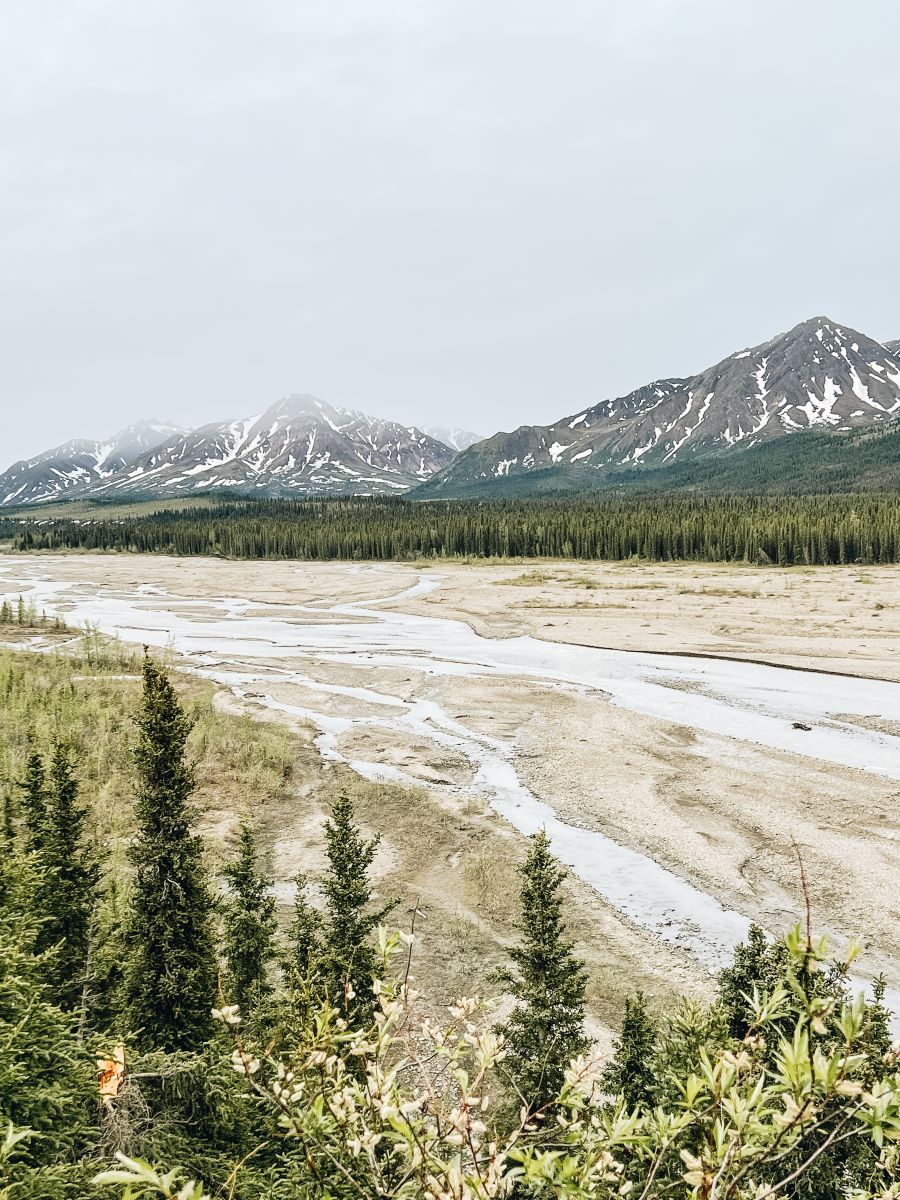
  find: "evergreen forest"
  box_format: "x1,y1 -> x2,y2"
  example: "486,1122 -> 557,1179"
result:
5,492 -> 900,565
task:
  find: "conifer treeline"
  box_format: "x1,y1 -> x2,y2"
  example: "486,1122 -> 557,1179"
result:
6,492 -> 900,564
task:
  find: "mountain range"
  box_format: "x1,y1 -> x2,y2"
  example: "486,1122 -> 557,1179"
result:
0,397 -> 472,507
0,420 -> 186,508
419,317 -> 900,495
2,316 -> 899,506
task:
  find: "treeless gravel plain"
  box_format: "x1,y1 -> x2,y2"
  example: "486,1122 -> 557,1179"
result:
398,559 -> 900,682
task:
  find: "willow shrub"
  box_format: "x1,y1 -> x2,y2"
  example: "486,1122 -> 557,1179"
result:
95,926 -> 900,1200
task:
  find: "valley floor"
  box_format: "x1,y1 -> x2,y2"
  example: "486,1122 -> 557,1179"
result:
400,558 -> 900,682
2,553 -> 899,1038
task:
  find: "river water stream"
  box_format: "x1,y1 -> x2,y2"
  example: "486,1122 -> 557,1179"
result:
3,559 -> 898,1031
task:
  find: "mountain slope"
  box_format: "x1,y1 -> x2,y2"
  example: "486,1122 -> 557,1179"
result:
1,397 -> 455,506
93,394 -> 455,499
0,420 -> 186,507
423,426 -> 484,452
421,317 -> 900,494
417,423 -> 900,498
633,421 -> 900,493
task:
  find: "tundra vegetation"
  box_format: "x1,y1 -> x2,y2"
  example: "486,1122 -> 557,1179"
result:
0,636 -> 898,1199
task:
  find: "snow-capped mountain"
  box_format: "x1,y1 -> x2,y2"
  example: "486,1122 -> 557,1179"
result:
0,420 -> 186,507
0,396 -> 456,505
6,320 -> 899,507
423,317 -> 900,491
422,426 -> 484,452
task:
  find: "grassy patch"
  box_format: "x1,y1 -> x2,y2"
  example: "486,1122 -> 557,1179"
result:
494,569 -> 560,586
1,634 -> 699,1027
0,643 -> 299,869
675,586 -> 762,598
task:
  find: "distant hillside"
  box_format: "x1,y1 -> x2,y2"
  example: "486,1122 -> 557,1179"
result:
422,316 -> 900,495
0,421 -> 186,507
414,422 -> 900,497
422,426 -> 484,451
629,422 -> 900,493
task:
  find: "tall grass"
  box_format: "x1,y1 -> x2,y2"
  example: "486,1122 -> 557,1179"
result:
0,646 -> 298,865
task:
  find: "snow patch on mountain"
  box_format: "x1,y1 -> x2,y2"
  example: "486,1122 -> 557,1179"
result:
0,420 -> 187,507
1,398 -> 457,505
424,316 -> 900,491
423,426 -> 484,452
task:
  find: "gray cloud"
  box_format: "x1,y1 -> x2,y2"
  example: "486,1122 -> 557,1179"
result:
3,0 -> 899,462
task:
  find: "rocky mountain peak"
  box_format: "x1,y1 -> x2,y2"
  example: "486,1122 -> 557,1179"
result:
0,396 -> 456,506
424,315 -> 900,491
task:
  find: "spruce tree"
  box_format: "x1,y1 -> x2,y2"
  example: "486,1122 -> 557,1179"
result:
1,786 -> 14,847
500,829 -> 588,1119
283,872 -> 323,1027
286,873 -> 321,980
717,923 -> 789,1040
222,822 -> 277,1018
288,872 -> 321,979
18,746 -> 47,854
37,741 -> 100,1010
123,653 -> 217,1051
601,991 -> 658,1110
0,844 -> 96,1172
321,793 -> 395,1027
85,873 -> 130,1036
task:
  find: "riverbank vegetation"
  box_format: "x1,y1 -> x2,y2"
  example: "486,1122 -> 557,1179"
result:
0,593 -> 66,632
4,493 -> 900,565
1,642 -> 898,1197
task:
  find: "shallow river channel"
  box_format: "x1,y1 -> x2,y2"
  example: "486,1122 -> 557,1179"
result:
3,558 -> 899,1032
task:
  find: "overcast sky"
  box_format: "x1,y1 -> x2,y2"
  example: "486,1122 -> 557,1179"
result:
3,0 -> 900,463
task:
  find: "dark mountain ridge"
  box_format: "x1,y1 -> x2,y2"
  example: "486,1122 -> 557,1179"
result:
415,422 -> 900,498
420,316 -> 900,495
